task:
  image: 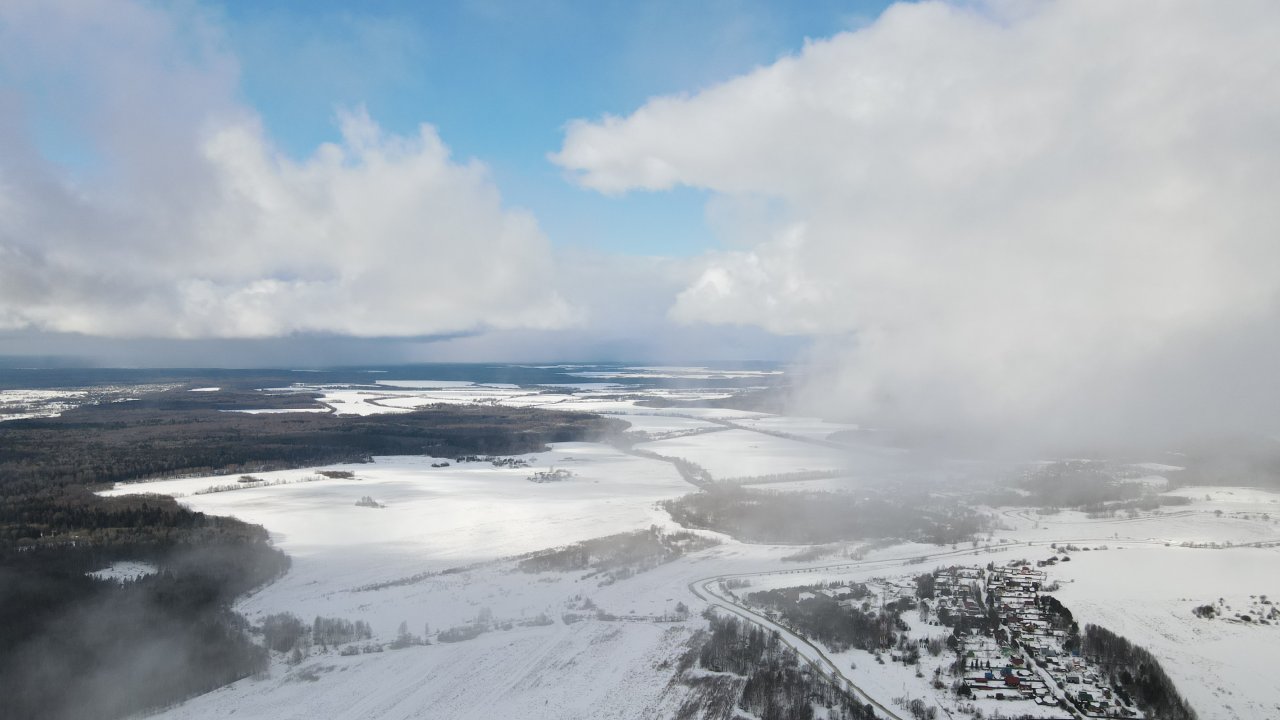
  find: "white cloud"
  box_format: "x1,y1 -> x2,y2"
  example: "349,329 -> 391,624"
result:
556,0 -> 1280,448
0,0 -> 573,339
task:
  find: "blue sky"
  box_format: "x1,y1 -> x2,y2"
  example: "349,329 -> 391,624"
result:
217,0 -> 893,257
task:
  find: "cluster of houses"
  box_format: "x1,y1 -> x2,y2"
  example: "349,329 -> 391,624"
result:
930,566 -> 987,624
941,561 -> 1140,719
527,467 -> 574,483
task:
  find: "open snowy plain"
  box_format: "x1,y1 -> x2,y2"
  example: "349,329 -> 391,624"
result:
96,372 -> 1280,720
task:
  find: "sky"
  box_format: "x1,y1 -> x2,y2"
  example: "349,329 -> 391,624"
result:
222,0 -> 888,258
2,0 -> 1279,451
0,0 -> 886,362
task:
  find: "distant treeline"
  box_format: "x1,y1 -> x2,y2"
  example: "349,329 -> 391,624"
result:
662,486 -> 988,545
990,438 -> 1280,510
0,389 -> 623,491
992,460 -> 1148,509
517,527 -> 718,583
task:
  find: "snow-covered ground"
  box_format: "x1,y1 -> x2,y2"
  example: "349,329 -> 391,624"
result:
730,414 -> 860,442
0,388 -> 89,421
155,620 -> 697,720
107,464 -> 1280,720
995,489 -> 1280,546
612,413 -> 721,432
638,429 -> 851,480
1053,545 -> 1280,720
89,374 -> 1280,720
0,384 -> 178,420
101,434 -> 729,720
104,443 -> 690,595
88,560 -> 158,583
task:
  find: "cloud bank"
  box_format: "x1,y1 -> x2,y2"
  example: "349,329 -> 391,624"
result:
556,0 -> 1280,449
0,0 -> 572,339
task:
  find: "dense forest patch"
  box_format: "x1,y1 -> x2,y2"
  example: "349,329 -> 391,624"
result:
0,519 -> 290,720
0,388 -> 623,491
676,612 -> 880,720
1082,624 -> 1198,720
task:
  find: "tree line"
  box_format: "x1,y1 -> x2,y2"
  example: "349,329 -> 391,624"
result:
1082,624 -> 1198,720
746,587 -> 906,654
688,612 -> 880,720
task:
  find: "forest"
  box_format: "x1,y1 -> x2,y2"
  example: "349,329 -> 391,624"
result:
1082,624 -> 1198,720
0,387 -> 622,491
682,612 -> 880,720
0,523 -> 290,720
746,586 -> 907,654
0,385 -> 623,720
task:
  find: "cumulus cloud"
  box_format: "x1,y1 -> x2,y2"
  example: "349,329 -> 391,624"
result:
556,0 -> 1280,449
0,0 -> 573,338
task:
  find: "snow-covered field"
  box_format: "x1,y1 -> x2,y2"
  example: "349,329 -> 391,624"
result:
609,413 -> 722,434
995,490 -> 1280,546
89,373 -> 1280,720
103,443 -> 689,593
158,621 -> 698,720
0,384 -> 178,420
88,560 -> 158,583
639,428 -> 851,480
730,414 -> 859,442
1054,545 -> 1280,720
101,439 -> 720,719
0,388 -> 89,421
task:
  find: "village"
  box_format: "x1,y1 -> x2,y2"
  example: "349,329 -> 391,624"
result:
738,553 -> 1152,720
934,557 -> 1142,719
